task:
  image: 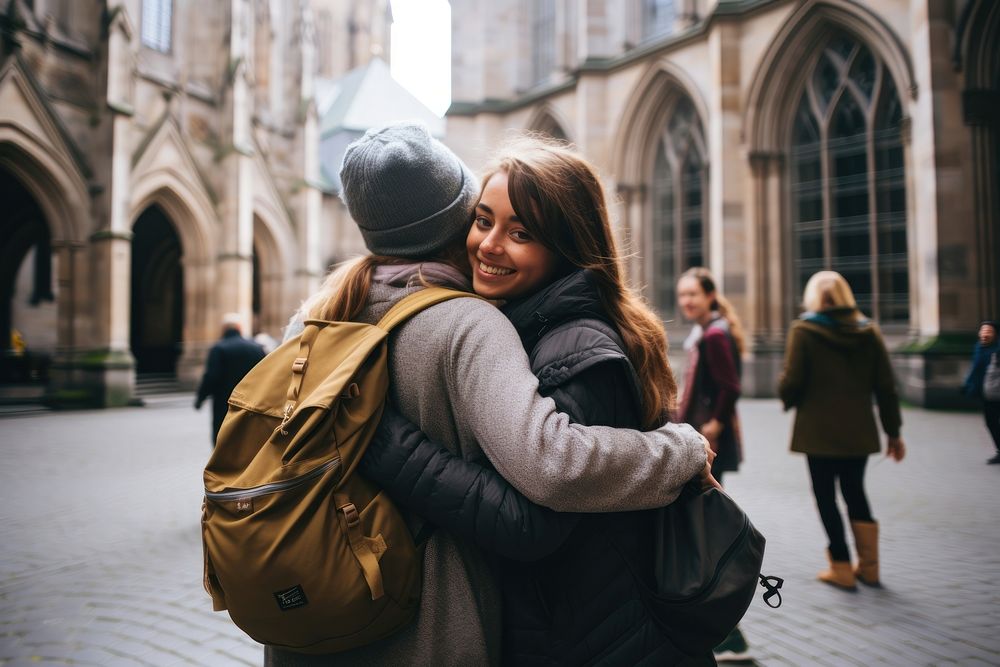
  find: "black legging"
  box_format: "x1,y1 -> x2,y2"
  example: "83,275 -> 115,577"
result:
984,401 -> 1000,452
807,456 -> 874,562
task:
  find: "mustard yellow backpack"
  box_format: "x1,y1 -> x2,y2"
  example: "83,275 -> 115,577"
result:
202,287 -> 471,654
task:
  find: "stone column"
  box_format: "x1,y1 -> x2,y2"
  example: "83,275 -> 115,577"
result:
743,151 -> 786,397
891,1 -> 978,406
217,0 -> 256,334
965,93 -> 1000,319
297,3 -> 323,300
68,2 -> 136,407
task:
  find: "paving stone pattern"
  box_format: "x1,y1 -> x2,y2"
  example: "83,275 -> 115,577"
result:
1,396 -> 999,666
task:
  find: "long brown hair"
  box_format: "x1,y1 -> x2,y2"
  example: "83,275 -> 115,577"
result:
299,240 -> 468,323
678,267 -> 747,355
483,135 -> 677,428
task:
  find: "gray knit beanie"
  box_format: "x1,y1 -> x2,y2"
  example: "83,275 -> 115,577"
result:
340,122 -> 479,258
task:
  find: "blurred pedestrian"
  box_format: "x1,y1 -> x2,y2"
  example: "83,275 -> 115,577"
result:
778,271 -> 905,591
195,313 -> 265,446
962,320 -> 1000,463
676,266 -> 749,662
677,267 -> 745,485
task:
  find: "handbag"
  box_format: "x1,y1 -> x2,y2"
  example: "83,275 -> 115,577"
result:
646,484 -> 781,656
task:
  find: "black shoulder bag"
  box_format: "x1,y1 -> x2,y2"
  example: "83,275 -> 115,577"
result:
647,484 -> 782,656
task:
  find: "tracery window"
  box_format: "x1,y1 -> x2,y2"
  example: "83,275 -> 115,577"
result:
651,96 -> 706,319
790,33 -> 908,323
642,0 -> 676,41
141,0 -> 173,52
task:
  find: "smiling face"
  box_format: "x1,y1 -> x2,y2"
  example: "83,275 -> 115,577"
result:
676,275 -> 714,324
466,172 -> 560,300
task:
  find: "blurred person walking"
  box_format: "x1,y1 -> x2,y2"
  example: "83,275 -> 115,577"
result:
962,320 -> 1000,463
677,268 -> 745,486
676,267 -> 748,662
194,313 -> 265,446
778,271 -> 905,591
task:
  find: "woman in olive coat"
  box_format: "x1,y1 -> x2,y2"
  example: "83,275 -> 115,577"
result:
778,271 -> 905,590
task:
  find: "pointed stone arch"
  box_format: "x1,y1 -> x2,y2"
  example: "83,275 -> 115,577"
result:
250,141 -> 297,338
129,115 -> 218,262
744,0 -> 916,154
526,104 -> 572,142
0,57 -> 90,245
252,206 -> 295,339
0,57 -> 92,376
611,60 -> 709,304
739,0 -> 917,346
613,60 -> 709,187
129,117 -> 220,380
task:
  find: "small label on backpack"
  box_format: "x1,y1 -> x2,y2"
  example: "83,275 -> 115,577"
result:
274,584 -> 309,611
233,497 -> 253,515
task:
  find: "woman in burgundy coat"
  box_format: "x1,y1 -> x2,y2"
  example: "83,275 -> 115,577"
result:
676,267 -> 745,485
676,267 -> 749,662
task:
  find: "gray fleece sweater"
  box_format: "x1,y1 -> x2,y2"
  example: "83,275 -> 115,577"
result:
266,276 -> 706,667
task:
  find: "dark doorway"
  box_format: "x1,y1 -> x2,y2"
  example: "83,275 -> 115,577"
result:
0,168 -> 54,385
131,206 -> 184,375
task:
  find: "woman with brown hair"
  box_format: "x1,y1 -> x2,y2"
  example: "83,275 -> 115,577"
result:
266,124 -> 711,666
778,270 -> 905,591
676,267 -> 746,486
361,134 -> 719,664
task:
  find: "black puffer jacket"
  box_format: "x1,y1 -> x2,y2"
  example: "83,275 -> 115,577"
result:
362,270 -> 709,666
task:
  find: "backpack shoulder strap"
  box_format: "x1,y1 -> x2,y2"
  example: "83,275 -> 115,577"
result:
376,287 -> 477,332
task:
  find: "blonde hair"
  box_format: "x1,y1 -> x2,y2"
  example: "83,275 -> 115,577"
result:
802,271 -> 863,320
483,134 -> 677,428
678,267 -> 747,356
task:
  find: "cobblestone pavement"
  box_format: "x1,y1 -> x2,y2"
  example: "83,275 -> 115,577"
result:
1,397 -> 998,666
728,400 -> 1000,666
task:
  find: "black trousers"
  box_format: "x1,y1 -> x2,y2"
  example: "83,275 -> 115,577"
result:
984,400 -> 1000,452
807,456 -> 873,562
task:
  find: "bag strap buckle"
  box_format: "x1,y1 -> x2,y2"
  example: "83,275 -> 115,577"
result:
291,357 -> 308,374
339,502 -> 360,528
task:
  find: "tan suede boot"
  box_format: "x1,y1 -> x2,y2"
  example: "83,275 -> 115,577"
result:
818,552 -> 857,590
851,520 -> 880,586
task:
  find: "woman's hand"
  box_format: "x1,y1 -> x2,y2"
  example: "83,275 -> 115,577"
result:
696,434 -> 722,490
887,436 -> 906,462
700,418 -> 722,451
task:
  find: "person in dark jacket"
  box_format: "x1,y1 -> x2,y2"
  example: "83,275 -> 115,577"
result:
778,271 -> 905,591
675,267 -> 749,661
362,136 -> 718,666
962,320 -> 1000,463
194,313 -> 265,445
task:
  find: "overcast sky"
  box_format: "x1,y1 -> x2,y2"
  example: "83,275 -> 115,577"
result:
389,0 -> 451,116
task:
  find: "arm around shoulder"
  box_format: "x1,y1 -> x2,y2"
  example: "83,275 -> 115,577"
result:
445,305 -> 707,513
360,407 -> 580,561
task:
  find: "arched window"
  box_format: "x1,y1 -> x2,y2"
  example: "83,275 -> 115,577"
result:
531,0 -> 556,87
141,0 -> 173,52
790,33 -> 908,323
642,0 -> 676,41
651,96 -> 706,319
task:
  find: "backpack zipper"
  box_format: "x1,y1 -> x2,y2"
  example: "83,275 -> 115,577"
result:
204,457 -> 341,502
